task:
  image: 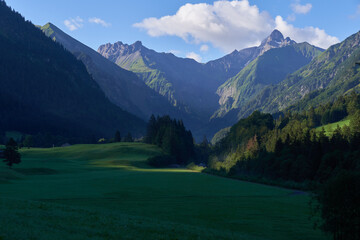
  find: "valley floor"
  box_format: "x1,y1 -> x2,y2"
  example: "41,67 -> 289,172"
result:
0,143 -> 327,240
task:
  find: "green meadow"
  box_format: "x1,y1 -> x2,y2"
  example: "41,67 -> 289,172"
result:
0,143 -> 327,240
315,119 -> 350,136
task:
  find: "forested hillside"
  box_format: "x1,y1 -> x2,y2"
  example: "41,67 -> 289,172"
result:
0,1 -> 145,143
208,92 -> 360,188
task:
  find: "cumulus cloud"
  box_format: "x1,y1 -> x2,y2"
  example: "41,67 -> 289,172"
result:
89,17 -> 111,27
134,0 -> 274,52
291,2 -> 312,14
134,0 -> 338,52
275,16 -> 339,49
186,52 -> 202,62
64,16 -> 84,31
200,44 -> 209,52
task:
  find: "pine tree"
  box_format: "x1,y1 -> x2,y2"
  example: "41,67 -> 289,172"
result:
114,130 -> 121,142
3,138 -> 21,168
23,135 -> 34,148
124,132 -> 133,142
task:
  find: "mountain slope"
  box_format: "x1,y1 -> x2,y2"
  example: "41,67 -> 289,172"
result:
41,23 -> 179,120
0,1 -> 144,139
236,30 -> 360,118
213,42 -> 323,118
98,41 -> 221,119
204,30 -> 297,81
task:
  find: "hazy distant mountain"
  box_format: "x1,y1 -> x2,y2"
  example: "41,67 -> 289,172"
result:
98,41 -> 221,119
41,23 -> 182,120
0,2 -> 145,139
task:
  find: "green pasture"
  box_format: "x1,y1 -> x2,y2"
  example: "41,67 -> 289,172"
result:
0,143 -> 327,240
315,119 -> 350,136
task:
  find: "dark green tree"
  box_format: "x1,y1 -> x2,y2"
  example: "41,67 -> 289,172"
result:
3,138 -> 21,168
314,171 -> 360,240
23,135 -> 34,148
114,130 -> 121,142
124,132 -> 133,142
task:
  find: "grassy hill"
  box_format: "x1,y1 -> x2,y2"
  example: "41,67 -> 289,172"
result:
0,143 -> 326,239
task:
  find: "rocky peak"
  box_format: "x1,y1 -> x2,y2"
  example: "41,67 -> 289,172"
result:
98,40 -> 145,59
259,29 -> 296,55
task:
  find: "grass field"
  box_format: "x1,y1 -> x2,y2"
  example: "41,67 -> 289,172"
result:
315,119 -> 350,136
0,143 -> 328,240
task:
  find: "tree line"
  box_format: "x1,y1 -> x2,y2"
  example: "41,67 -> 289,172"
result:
206,92 -> 360,240
145,115 -> 195,166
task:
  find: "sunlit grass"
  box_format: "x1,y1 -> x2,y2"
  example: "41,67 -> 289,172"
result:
315,119 -> 350,136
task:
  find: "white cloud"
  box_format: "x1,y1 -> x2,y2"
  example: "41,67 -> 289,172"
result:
64,16 -> 84,31
89,17 -> 111,27
200,44 -> 209,52
275,16 -> 339,49
134,0 -> 338,52
186,52 -> 202,62
291,2 -> 312,14
287,13 -> 296,22
134,1 -> 274,52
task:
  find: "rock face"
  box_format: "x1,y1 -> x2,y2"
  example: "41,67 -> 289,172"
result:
258,29 -> 296,55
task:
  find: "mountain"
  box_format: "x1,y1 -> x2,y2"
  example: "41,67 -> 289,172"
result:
41,23 -> 181,120
213,41 -> 323,119
97,30 -> 323,140
235,30 -> 360,119
204,30 -> 297,81
0,1 -> 145,140
98,41 -> 221,119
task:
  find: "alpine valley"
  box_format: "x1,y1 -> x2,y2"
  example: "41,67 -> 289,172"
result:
1,1 -> 360,240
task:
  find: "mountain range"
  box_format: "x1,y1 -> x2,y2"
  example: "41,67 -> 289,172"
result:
1,0 -> 359,143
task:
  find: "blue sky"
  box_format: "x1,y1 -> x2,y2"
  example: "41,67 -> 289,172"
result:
5,0 -> 360,63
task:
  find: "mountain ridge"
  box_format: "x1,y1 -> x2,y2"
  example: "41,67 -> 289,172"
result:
0,3 -> 145,140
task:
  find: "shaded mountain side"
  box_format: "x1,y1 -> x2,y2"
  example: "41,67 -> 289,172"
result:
0,1 -> 145,139
41,23 -> 210,140
213,42 -> 323,119
41,23 -> 183,120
